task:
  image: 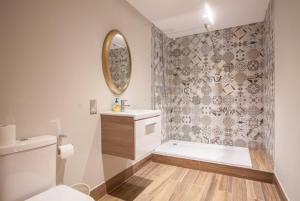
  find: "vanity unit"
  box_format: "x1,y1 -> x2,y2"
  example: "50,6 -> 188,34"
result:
101,110 -> 161,160
101,31 -> 161,160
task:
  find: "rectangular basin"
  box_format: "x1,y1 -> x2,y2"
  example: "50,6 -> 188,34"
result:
100,110 -> 161,120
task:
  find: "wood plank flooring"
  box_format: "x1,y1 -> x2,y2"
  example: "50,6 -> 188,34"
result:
99,162 -> 282,201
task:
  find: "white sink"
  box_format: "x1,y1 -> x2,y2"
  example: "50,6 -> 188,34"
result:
101,109 -> 161,120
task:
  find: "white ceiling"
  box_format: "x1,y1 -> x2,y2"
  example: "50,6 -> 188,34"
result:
126,0 -> 269,38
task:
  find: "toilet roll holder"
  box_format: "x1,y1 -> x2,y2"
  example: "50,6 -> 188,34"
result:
57,134 -> 67,154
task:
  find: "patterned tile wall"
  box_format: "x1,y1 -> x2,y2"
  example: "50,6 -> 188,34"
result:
263,0 -> 275,163
152,22 -> 266,147
151,26 -> 172,141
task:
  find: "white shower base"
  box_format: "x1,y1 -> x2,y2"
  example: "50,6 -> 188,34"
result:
154,140 -> 252,168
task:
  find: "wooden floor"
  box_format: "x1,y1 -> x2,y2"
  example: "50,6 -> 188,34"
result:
99,162 -> 281,201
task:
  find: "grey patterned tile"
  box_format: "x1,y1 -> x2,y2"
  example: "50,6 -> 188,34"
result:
152,22 -> 267,148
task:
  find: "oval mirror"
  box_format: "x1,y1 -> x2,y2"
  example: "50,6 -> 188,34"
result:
102,30 -> 131,95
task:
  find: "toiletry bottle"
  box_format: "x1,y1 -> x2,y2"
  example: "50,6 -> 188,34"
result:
112,97 -> 121,112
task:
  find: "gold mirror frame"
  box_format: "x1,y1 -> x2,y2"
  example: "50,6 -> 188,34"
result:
102,30 -> 132,95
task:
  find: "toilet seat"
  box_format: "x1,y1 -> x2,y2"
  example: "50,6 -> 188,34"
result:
25,185 -> 94,201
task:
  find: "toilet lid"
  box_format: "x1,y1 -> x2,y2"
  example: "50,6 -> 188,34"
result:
25,185 -> 94,201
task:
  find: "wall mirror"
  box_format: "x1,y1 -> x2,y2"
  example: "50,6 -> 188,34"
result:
102,30 -> 131,95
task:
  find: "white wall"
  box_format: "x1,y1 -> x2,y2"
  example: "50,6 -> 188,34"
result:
274,0 -> 300,200
0,0 -> 152,188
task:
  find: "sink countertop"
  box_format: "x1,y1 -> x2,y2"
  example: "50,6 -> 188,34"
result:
100,109 -> 161,120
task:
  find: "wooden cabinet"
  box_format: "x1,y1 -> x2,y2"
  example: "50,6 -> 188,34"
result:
101,111 -> 161,160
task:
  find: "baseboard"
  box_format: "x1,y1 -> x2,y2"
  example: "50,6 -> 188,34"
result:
90,154 -> 152,201
152,154 -> 274,183
274,174 -> 289,201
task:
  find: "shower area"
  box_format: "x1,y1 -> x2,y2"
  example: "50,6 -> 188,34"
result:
151,3 -> 274,170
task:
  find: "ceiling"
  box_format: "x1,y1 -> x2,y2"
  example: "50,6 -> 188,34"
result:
126,0 -> 269,38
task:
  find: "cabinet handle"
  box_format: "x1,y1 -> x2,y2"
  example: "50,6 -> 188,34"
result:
146,122 -> 156,126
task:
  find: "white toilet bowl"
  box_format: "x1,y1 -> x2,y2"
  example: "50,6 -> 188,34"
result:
26,185 -> 94,201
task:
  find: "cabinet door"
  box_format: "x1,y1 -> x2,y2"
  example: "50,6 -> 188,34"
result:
135,116 -> 161,160
101,115 -> 135,159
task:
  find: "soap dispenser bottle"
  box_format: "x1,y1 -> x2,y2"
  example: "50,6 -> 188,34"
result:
112,97 -> 121,112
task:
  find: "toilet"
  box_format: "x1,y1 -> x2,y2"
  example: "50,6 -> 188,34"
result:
0,135 -> 94,201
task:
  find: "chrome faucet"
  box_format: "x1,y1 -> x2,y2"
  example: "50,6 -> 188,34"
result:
121,99 -> 130,112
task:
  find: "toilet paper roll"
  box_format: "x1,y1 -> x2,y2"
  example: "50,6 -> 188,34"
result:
0,124 -> 16,146
58,144 -> 74,159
